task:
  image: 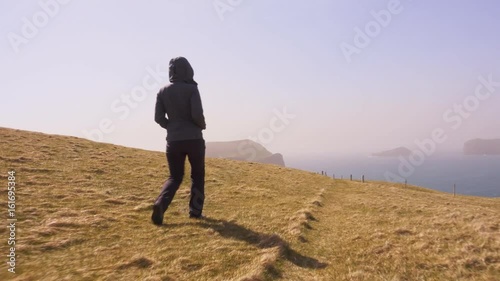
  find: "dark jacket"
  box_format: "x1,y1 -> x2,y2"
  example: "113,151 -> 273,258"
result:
155,57 -> 206,141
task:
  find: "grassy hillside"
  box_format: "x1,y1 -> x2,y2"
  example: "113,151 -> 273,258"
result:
0,127 -> 499,280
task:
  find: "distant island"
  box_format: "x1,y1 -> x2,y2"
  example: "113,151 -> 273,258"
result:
372,146 -> 411,157
464,139 -> 500,155
206,140 -> 285,166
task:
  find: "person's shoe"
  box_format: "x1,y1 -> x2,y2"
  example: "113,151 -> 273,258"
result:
189,213 -> 205,220
151,204 -> 163,226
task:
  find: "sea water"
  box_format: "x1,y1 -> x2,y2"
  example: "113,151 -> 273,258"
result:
287,153 -> 500,197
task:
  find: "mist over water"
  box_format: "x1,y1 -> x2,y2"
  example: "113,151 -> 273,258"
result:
286,153 -> 500,198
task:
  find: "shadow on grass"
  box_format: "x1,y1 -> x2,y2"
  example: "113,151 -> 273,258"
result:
172,217 -> 328,270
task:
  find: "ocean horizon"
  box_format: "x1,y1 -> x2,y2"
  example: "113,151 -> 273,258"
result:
286,152 -> 500,198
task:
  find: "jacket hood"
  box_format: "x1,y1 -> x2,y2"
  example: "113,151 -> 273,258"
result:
169,57 -> 197,85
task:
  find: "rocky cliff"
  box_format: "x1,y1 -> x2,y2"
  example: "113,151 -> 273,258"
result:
206,140 -> 286,166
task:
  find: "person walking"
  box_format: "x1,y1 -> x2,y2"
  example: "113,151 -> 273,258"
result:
151,57 -> 206,226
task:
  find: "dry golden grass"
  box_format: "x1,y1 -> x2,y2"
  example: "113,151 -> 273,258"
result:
0,128 -> 330,280
280,181 -> 500,280
0,127 -> 498,280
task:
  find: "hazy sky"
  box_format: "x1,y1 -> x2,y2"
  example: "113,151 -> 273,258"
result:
2,0 -> 500,156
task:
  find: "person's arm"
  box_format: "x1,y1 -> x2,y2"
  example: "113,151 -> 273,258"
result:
191,88 -> 206,130
154,92 -> 169,129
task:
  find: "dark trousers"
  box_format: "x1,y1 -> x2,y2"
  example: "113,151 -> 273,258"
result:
155,139 -> 205,217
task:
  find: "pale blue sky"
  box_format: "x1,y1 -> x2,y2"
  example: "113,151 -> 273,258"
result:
1,0 -> 500,156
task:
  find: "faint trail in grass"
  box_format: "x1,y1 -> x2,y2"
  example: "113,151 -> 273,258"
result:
279,181 -> 500,280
